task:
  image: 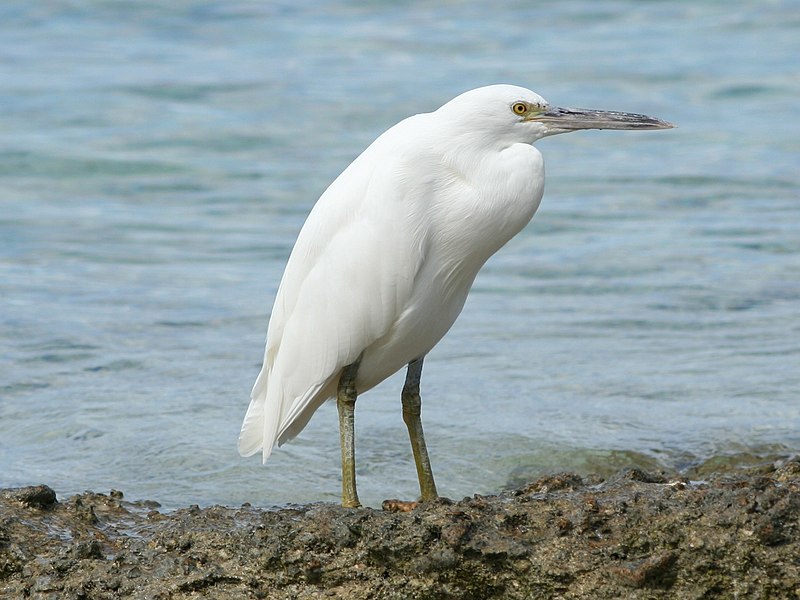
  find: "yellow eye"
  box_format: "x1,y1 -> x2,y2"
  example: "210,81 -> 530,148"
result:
511,102 -> 527,116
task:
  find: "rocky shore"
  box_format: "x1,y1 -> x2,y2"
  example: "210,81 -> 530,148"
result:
2,458 -> 799,599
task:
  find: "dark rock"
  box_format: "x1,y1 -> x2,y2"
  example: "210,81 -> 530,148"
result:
2,485 -> 58,509
1,462 -> 800,598
611,552 -> 677,589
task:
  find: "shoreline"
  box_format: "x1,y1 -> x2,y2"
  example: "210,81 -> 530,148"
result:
2,458 -> 799,599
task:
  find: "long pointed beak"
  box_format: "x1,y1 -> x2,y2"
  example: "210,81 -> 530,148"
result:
533,107 -> 674,131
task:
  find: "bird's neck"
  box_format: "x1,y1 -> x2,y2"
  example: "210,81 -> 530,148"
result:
424,142 -> 545,288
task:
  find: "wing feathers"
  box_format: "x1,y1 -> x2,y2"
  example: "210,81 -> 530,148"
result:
239,121 -> 432,461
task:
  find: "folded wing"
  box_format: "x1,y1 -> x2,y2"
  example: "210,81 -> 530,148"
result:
238,144 -> 430,462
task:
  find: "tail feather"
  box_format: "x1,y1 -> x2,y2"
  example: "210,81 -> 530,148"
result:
237,395 -> 265,457
238,367 -> 280,463
239,366 -> 340,463
276,376 -> 338,446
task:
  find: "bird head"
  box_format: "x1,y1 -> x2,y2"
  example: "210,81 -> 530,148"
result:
438,84 -> 673,145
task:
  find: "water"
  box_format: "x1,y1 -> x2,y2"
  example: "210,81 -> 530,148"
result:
1,1 -> 798,509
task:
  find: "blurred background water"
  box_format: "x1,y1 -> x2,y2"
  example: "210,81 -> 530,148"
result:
1,1 -> 798,509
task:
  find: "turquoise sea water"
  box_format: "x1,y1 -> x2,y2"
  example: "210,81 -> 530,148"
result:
1,1 -> 798,508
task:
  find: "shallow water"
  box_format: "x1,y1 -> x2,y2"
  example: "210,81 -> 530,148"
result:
1,1 -> 798,509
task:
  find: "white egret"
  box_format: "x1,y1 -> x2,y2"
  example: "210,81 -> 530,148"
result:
239,84 -> 673,508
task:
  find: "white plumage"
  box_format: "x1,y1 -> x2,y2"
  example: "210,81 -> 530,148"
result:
238,85 -> 672,504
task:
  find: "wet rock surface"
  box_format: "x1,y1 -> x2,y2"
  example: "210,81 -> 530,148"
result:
2,458 -> 800,599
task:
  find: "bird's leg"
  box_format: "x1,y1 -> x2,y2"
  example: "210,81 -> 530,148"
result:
337,356 -> 362,508
402,356 -> 439,502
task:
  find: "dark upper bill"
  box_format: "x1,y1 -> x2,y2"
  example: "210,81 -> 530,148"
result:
533,107 -> 674,131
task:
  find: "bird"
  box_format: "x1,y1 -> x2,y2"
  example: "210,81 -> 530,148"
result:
238,84 -> 673,508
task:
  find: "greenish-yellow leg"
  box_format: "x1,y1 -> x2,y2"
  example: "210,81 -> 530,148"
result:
402,357 -> 439,502
337,357 -> 362,508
